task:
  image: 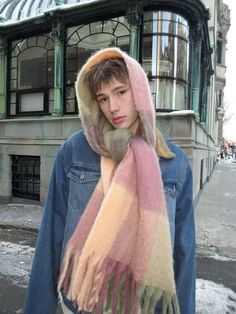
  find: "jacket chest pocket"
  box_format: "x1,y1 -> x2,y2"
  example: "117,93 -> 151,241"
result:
67,165 -> 100,211
164,181 -> 178,249
63,165 -> 100,247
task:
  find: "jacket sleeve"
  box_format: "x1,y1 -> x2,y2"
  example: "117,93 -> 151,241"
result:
174,161 -> 196,314
24,145 -> 69,314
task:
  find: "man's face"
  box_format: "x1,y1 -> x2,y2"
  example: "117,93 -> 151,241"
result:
95,78 -> 138,129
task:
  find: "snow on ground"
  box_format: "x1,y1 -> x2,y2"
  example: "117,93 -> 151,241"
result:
223,191 -> 236,198
0,241 -> 236,312
196,279 -> 236,313
0,241 -> 34,287
206,253 -> 236,262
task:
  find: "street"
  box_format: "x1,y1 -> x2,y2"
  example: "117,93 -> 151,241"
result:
1,227 -> 235,313
0,160 -> 235,313
195,159 -> 236,313
0,228 -> 36,313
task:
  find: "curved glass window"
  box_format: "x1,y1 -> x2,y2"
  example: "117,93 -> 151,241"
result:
65,17 -> 130,113
142,11 -> 189,111
9,34 -> 54,116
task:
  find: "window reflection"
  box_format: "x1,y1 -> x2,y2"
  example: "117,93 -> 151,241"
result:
18,47 -> 47,89
65,17 -> 130,114
9,34 -> 54,116
142,11 -> 189,110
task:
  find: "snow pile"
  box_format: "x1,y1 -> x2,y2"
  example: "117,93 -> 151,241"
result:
0,241 -> 35,286
1,240 -> 236,312
196,279 -> 236,313
207,254 -> 236,262
223,191 -> 236,198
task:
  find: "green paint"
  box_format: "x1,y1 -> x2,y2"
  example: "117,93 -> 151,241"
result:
205,85 -> 210,129
52,37 -> 63,116
129,24 -> 139,60
192,40 -> 201,116
0,46 -> 6,118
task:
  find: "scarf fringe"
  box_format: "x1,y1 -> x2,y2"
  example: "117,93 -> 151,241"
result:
59,256 -> 179,314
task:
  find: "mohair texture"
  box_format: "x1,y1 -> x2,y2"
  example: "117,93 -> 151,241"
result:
58,48 -> 179,313
75,47 -> 175,160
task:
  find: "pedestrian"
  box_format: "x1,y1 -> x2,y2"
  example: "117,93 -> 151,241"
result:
24,48 -> 195,314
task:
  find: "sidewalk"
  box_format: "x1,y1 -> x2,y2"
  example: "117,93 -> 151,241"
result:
0,159 -> 235,259
196,159 -> 236,260
0,203 -> 42,232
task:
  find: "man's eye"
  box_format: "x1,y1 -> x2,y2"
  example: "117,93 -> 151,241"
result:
98,97 -> 107,104
117,90 -> 126,96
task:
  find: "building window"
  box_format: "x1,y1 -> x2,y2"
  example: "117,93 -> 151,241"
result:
216,89 -> 223,108
8,34 -> 54,116
200,159 -> 204,189
65,17 -> 130,113
216,32 -> 222,64
12,155 -> 40,201
142,11 -> 189,111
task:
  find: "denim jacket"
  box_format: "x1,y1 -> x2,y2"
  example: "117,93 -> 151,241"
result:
24,130 -> 195,314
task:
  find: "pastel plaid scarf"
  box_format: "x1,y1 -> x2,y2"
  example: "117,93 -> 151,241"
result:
58,136 -> 179,313
58,48 -> 179,313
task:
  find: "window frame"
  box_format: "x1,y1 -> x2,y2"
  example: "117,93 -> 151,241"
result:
64,18 -> 130,114
16,88 -> 49,116
7,34 -> 54,117
140,10 -> 190,112
11,155 -> 40,201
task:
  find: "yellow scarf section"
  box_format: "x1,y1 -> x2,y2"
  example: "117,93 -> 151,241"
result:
155,128 -> 175,159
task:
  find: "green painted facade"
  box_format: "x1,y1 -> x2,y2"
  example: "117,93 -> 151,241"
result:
0,0 -> 221,204
191,33 -> 202,117
0,0 -> 213,121
51,21 -> 65,117
0,35 -> 6,118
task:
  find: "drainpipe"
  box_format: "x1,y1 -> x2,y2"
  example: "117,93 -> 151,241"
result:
51,19 -> 65,116
0,35 -> 7,119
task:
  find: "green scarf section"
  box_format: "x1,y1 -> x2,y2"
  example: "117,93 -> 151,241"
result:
103,125 -> 175,164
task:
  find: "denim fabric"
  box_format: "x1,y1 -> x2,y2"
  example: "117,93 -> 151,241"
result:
24,131 -> 195,314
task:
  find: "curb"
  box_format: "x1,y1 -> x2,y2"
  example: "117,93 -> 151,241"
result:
0,224 -> 39,233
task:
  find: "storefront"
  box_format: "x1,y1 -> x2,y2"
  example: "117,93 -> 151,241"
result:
0,0 -> 217,203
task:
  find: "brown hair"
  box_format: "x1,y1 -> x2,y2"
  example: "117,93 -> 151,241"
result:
84,57 -> 129,98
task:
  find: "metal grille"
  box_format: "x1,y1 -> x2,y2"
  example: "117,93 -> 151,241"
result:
12,155 -> 40,200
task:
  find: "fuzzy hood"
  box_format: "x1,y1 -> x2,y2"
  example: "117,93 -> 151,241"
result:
75,47 -> 174,159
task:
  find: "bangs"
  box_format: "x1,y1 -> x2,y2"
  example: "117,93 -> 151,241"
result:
84,57 -> 129,98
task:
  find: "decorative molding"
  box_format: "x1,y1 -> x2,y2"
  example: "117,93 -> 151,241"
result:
218,3 -> 230,34
0,36 -> 8,55
190,22 -> 203,43
125,4 -> 143,27
51,20 -> 65,41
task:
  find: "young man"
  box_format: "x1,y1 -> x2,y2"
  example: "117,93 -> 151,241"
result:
24,48 -> 195,314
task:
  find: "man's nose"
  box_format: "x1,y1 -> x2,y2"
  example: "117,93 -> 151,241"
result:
109,97 -> 119,112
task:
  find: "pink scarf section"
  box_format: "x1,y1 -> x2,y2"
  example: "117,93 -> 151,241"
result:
58,138 -> 179,313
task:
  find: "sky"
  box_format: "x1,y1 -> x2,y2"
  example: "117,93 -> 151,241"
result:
222,0 -> 236,142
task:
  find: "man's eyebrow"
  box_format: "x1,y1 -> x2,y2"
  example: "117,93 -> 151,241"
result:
95,92 -> 106,98
112,85 -> 128,91
96,84 -> 128,98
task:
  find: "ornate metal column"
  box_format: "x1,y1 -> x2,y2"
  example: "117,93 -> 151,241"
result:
204,64 -> 214,130
191,24 -> 203,118
51,20 -> 65,116
0,35 -> 7,119
126,5 -> 142,60
199,55 -> 208,124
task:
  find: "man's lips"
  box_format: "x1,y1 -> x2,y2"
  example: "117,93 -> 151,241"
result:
112,116 -> 125,124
